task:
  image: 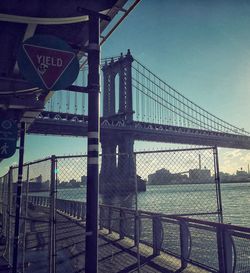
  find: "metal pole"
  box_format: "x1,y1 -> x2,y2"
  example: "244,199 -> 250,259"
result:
134,153 -> 141,272
22,164 -> 29,273
213,147 -> 223,223
85,14 -> 100,273
12,122 -> 26,273
7,167 -> 13,264
49,155 -> 56,273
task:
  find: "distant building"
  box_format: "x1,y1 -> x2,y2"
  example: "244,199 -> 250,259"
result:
30,174 -> 42,183
219,172 -> 231,182
81,175 -> 87,185
236,170 -> 248,177
69,179 -> 77,184
148,168 -> 188,185
189,168 -> 211,183
148,168 -> 171,185
36,175 -> 42,183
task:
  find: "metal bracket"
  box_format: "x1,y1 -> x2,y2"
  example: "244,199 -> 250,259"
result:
63,84 -> 101,94
66,85 -> 89,93
77,7 -> 111,21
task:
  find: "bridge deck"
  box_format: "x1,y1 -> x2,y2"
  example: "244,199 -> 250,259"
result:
1,206 -> 209,273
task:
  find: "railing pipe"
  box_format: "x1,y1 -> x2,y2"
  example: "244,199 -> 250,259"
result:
22,197 -> 250,273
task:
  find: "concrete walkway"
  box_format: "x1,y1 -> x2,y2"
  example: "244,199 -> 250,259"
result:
1,207 -> 210,273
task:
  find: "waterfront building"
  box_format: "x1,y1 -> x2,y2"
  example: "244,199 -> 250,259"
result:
188,168 -> 212,183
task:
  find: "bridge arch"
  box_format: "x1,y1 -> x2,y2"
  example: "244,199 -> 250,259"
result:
101,50 -> 135,194
102,50 -> 133,122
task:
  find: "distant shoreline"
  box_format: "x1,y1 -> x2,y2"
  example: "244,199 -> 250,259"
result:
220,180 -> 250,184
147,180 -> 250,186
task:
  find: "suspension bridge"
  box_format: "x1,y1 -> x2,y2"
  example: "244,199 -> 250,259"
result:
28,50 -> 250,149
24,50 -> 250,193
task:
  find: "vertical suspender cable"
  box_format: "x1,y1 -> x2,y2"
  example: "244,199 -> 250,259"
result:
67,91 -> 70,113
136,63 -> 139,120
74,92 -> 78,114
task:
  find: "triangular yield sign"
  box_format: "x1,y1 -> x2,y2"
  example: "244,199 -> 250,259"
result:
23,44 -> 76,90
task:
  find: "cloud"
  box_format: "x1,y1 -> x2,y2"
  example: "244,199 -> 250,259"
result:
219,148 -> 250,174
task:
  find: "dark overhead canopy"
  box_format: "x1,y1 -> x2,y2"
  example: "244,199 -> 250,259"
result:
0,0 -> 140,122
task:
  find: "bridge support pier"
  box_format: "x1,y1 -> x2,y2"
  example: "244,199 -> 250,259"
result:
100,133 -> 136,195
100,137 -> 117,195
117,134 -> 136,193
101,50 -> 136,196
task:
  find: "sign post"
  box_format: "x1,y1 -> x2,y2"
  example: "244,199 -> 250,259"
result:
16,35 -> 79,273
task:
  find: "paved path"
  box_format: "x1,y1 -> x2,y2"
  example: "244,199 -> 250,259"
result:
1,206 -> 210,273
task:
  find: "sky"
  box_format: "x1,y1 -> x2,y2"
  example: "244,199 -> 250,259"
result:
1,0 -> 250,176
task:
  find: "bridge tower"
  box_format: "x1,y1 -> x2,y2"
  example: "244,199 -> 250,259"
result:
100,50 -> 135,195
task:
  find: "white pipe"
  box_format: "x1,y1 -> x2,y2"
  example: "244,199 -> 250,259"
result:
0,10 -> 109,25
0,13 -> 88,25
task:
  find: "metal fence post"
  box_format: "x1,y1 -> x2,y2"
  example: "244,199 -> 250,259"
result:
223,229 -> 233,273
180,220 -> 189,270
81,203 -> 85,220
99,206 -> 104,230
49,155 -> 56,273
152,216 -> 162,256
119,209 -> 125,239
21,164 -> 29,273
213,147 -> 223,223
1,173 -> 9,248
6,167 -> 13,265
217,226 -> 226,273
0,177 -> 3,221
12,121 -> 26,273
134,211 -> 141,247
76,202 -> 81,219
108,207 -> 112,234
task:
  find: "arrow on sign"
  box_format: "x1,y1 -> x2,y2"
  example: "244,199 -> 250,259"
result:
23,44 -> 76,90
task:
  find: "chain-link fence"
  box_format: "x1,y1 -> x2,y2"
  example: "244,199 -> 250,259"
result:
135,147 -> 222,218
0,158 -> 52,273
0,147 -> 250,273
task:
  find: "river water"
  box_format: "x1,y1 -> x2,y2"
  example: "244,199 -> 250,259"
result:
55,182 -> 250,272
56,182 -> 250,227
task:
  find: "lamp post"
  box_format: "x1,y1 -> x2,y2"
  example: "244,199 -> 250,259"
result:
85,13 -> 100,273
76,7 -> 110,272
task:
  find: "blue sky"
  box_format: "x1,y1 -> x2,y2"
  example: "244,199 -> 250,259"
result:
1,0 -> 250,175
102,0 -> 250,130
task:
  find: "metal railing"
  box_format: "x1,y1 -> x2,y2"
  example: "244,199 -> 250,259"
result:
1,147 -> 249,273
25,195 -> 250,273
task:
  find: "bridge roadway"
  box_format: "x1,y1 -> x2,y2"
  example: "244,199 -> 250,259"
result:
28,111 -> 250,149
